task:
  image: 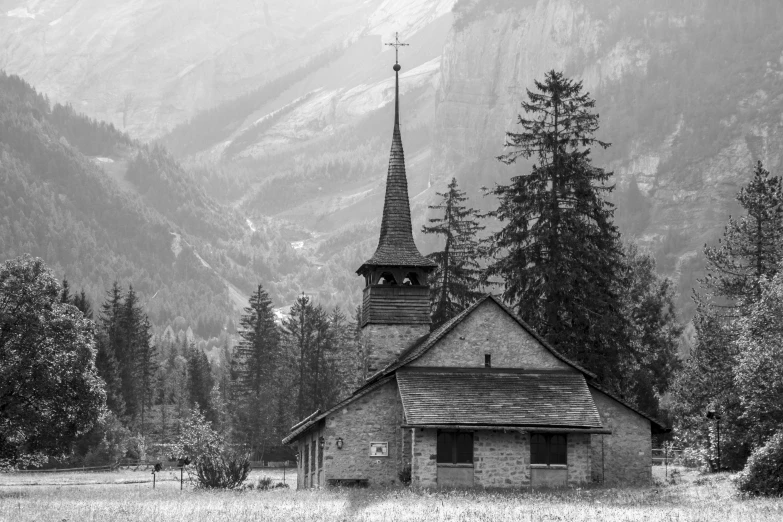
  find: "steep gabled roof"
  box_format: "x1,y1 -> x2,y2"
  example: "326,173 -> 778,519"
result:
371,294 -> 596,380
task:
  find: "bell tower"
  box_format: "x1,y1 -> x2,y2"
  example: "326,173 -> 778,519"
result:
356,34 -> 436,382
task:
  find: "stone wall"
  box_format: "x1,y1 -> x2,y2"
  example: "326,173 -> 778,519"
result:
474,430 -> 529,488
411,428 -> 437,488
360,323 -> 430,382
409,300 -> 572,370
319,379 -> 405,487
411,428 -> 592,489
590,387 -> 652,486
567,433 -> 591,485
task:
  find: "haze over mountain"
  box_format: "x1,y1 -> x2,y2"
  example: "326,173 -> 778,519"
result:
3,0 -> 783,329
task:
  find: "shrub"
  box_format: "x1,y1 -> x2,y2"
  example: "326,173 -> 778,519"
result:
737,431 -> 783,496
194,450 -> 251,489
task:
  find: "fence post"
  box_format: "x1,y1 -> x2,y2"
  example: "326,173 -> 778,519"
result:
180,467 -> 183,490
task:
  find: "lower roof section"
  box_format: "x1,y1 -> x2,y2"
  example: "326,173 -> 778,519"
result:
396,369 -> 604,429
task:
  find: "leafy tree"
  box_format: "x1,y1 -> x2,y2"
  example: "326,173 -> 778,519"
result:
486,70 -> 625,386
672,162 -> 783,469
703,161 -> 783,314
734,272 -> 783,447
617,244 -> 682,415
422,177 -> 485,327
0,255 -> 105,469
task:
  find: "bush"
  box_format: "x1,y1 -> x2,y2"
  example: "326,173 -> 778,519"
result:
194,450 -> 251,489
737,431 -> 783,496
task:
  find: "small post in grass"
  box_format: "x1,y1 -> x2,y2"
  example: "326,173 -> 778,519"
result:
181,466 -> 183,490
152,470 -> 156,489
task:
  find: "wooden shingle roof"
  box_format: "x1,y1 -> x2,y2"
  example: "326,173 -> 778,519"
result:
397,370 -> 604,429
357,69 -> 435,274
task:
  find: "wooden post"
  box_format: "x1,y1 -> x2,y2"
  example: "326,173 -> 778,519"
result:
153,471 -> 156,489
180,467 -> 183,490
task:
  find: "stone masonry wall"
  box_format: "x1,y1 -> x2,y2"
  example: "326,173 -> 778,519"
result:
320,379 -> 404,487
411,429 -> 592,489
590,387 -> 652,486
411,428 -> 437,488
474,430 -> 529,488
360,323 -> 430,382
567,433 -> 591,485
409,300 -> 572,370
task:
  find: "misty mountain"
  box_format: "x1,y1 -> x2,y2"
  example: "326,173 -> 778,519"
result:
0,72 -> 318,334
4,0 -> 783,325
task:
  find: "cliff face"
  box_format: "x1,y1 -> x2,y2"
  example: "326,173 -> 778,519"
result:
0,0 -> 383,140
428,0 -> 783,317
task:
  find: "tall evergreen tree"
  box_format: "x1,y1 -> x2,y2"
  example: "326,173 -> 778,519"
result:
135,316 -> 157,436
486,70 -> 625,386
94,330 -> 125,417
703,161 -> 783,314
422,177 -> 485,327
287,294 -> 316,419
233,284 -> 280,456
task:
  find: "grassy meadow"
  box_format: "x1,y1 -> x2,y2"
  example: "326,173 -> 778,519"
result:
1,467 -> 781,522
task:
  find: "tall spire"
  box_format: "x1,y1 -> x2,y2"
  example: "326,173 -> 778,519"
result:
357,34 -> 435,274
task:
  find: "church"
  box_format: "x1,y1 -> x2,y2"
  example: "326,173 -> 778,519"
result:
282,52 -> 666,489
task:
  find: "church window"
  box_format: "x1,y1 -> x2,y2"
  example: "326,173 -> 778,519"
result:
531,434 -> 567,465
379,272 -> 397,285
437,431 -> 473,464
485,354 -> 491,368
403,272 -> 420,285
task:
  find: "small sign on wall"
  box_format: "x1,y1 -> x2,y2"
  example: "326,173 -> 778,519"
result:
369,442 -> 388,457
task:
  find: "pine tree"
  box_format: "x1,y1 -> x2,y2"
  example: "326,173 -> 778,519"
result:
422,177 -> 485,327
486,70 -> 625,385
703,161 -> 783,314
72,290 -> 93,319
187,343 -> 214,415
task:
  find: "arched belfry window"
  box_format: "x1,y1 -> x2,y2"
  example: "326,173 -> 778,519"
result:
403,272 -> 420,286
379,272 -> 397,285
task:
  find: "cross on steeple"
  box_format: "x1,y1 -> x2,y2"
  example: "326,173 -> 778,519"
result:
385,32 -> 408,65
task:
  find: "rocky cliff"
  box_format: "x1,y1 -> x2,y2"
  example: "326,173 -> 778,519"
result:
428,0 -> 783,318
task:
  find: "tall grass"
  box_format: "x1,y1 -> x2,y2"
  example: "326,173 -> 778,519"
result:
0,468 -> 781,521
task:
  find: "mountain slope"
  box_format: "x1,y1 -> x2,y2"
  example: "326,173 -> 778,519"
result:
0,71 -> 311,332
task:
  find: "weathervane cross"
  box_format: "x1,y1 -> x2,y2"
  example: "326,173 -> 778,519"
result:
385,32 -> 409,65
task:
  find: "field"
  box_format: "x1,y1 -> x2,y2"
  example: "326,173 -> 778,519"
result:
1,467 -> 781,522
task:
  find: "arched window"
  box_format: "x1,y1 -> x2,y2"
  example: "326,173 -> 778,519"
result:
403,272 -> 420,285
379,272 -> 397,285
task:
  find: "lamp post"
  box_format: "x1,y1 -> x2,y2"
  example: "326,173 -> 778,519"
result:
706,410 -> 722,471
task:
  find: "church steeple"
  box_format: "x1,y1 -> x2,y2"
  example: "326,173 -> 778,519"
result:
357,34 -> 436,278
355,34 -> 435,381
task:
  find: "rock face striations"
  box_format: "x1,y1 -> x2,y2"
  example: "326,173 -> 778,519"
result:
428,0 -> 783,317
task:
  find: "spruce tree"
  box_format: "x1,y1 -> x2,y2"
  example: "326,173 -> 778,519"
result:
234,283 -> 280,454
422,177 -> 485,327
486,70 -> 625,385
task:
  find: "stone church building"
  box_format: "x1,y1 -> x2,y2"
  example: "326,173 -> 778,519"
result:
283,57 -> 666,489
